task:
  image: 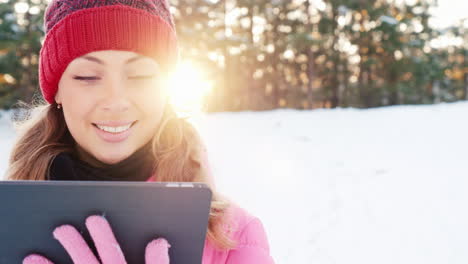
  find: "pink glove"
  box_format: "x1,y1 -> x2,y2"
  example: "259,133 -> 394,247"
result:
23,215 -> 170,264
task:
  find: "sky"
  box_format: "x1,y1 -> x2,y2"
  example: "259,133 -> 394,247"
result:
430,0 -> 467,28
7,0 -> 468,30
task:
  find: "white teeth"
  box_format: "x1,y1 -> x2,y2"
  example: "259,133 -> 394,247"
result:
96,123 -> 132,133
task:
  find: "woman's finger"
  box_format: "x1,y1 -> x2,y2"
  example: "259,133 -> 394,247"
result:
85,215 -> 127,264
23,254 -> 54,264
145,238 -> 171,264
53,225 -> 100,264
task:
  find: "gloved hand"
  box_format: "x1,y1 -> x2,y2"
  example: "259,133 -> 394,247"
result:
23,215 -> 170,264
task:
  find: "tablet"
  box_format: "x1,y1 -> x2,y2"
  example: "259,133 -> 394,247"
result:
0,181 -> 212,264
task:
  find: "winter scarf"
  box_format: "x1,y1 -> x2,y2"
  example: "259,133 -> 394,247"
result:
48,140 -> 155,181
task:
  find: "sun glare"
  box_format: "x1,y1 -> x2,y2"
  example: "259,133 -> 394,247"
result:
167,61 -> 213,116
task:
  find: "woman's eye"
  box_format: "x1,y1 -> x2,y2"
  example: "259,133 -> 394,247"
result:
72,75 -> 156,83
73,76 -> 100,82
129,75 -> 157,80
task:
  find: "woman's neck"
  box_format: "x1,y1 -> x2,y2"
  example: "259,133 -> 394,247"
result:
74,144 -> 111,168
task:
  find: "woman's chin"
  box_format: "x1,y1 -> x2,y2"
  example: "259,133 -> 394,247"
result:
94,151 -> 132,165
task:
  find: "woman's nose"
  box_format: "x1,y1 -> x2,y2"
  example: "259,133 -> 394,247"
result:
100,76 -> 131,112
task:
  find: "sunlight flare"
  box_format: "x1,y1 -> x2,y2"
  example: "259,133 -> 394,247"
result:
167,61 -> 213,116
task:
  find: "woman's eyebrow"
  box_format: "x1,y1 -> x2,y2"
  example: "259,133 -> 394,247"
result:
80,55 -> 146,65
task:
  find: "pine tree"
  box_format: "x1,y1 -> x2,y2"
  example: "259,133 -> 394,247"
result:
0,0 -> 47,109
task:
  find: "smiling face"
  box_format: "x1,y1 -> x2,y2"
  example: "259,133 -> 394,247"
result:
55,50 -> 168,164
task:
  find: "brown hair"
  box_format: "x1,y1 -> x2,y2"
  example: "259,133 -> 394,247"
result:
6,102 -> 236,250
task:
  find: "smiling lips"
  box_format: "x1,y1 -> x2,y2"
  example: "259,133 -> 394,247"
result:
92,121 -> 136,143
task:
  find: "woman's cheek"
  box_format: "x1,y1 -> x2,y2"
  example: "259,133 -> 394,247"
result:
137,88 -> 167,111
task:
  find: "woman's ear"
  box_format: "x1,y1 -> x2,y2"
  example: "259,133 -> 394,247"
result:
54,90 -> 61,105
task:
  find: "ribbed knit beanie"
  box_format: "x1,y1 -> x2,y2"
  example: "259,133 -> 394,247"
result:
39,0 -> 179,104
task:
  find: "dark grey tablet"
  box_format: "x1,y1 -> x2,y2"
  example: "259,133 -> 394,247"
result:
0,181 -> 212,264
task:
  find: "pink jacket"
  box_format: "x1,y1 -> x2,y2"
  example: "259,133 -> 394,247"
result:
147,176 -> 275,263
201,203 -> 275,264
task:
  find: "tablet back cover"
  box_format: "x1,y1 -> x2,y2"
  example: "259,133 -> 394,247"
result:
0,181 -> 212,264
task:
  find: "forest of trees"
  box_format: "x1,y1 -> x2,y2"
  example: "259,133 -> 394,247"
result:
0,0 -> 466,111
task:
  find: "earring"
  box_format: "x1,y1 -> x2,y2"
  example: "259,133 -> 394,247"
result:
57,104 -> 62,109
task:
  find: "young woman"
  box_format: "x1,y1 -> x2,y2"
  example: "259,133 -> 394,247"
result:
5,1 -> 274,263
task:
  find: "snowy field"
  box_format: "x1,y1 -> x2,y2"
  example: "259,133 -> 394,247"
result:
1,102 -> 467,263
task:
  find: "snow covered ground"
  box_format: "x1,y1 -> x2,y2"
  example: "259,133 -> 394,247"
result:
1,102 -> 467,263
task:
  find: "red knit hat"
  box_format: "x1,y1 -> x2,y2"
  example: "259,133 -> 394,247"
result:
39,0 -> 179,104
